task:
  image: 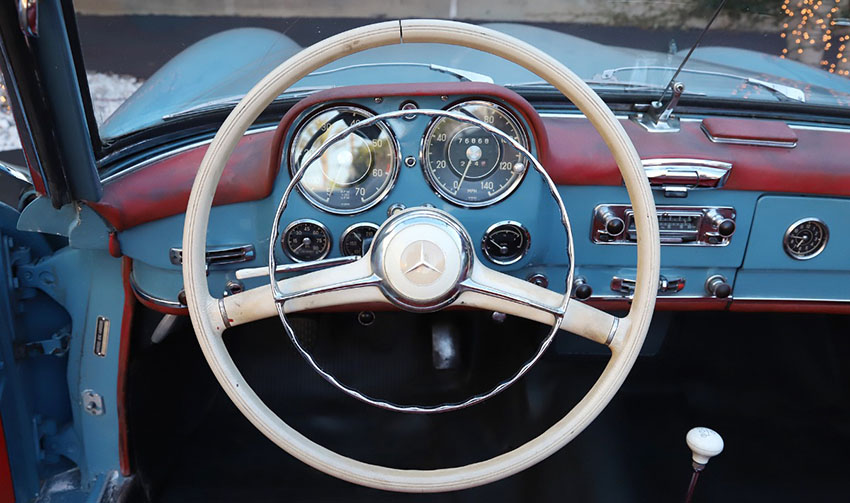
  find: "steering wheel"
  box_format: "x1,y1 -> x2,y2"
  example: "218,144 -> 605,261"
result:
183,19 -> 660,492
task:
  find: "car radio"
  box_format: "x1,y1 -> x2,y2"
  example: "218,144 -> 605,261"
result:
592,205 -> 736,246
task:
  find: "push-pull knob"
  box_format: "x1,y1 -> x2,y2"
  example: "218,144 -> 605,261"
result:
707,210 -> 735,237
705,275 -> 731,298
601,210 -> 625,236
573,277 -> 592,300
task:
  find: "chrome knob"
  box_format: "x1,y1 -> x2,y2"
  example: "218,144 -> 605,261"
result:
707,210 -> 735,237
599,209 -> 625,236
705,275 -> 731,298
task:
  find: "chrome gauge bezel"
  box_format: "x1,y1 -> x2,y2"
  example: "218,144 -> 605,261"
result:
783,217 -> 829,260
282,218 -> 332,262
339,222 -> 380,256
287,105 -> 401,215
481,220 -> 531,265
420,100 -> 530,208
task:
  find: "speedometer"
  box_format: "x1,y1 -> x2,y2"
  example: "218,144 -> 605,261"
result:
289,106 -> 399,214
422,101 -> 528,207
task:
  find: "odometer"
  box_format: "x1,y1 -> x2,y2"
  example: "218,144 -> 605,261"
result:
289,106 -> 398,214
423,101 -> 528,207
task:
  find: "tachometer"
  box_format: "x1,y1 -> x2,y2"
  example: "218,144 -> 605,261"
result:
289,106 -> 399,214
423,101 -> 529,207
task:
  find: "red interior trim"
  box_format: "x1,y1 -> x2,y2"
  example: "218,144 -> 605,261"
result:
701,117 -> 798,143
0,415 -> 14,503
117,257 -> 136,476
730,299 -> 850,314
88,84 -> 850,233
91,131 -> 278,231
543,118 -> 850,196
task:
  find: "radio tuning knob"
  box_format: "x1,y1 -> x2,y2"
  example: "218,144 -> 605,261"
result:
600,209 -> 625,236
705,275 -> 731,299
707,210 -> 735,237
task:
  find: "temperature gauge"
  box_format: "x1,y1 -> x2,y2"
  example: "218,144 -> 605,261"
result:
283,219 -> 331,262
340,222 -> 379,256
481,221 -> 530,265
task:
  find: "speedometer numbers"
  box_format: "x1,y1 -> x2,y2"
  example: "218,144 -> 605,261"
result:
289,106 -> 399,214
423,101 -> 529,207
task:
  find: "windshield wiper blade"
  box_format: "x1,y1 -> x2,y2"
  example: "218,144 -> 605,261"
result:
308,62 -> 493,83
598,66 -> 806,103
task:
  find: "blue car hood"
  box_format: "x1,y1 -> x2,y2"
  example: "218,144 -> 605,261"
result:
101,23 -> 850,139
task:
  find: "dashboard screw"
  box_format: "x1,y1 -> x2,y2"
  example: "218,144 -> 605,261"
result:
374,97 -> 383,104
440,95 -> 448,101
404,156 -> 416,167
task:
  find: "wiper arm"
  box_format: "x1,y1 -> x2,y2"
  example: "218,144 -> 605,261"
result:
597,66 -> 805,103
308,62 -> 493,83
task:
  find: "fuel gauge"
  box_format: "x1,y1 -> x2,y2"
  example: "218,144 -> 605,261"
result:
481,221 -> 530,265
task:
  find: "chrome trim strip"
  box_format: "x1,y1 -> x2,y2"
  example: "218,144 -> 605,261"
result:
701,123 -> 797,148
128,269 -> 186,309
218,299 -> 232,329
0,160 -> 32,184
605,316 -> 619,346
102,125 -> 278,183
236,255 -> 358,280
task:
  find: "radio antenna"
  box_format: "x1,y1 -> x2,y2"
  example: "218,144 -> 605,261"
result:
657,0 -> 729,103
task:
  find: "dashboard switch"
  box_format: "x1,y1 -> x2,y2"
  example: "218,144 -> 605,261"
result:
600,208 -> 625,236
705,275 -> 732,298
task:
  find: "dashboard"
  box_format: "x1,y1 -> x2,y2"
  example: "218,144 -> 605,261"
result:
89,82 -> 850,317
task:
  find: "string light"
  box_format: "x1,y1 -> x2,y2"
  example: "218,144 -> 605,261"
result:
782,0 -> 848,75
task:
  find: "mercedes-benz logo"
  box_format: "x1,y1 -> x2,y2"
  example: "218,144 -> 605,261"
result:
400,240 -> 445,285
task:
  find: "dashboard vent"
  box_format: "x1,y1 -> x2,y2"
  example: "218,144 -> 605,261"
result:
169,244 -> 255,267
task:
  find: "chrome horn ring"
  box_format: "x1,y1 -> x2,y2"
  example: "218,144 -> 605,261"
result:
269,108 -> 576,413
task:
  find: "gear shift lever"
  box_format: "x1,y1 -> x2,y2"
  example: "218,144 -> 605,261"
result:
684,427 -> 723,503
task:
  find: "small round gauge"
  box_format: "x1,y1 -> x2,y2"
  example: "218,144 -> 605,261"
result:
783,218 -> 828,260
423,100 -> 529,207
340,222 -> 379,257
289,106 -> 399,214
481,221 -> 530,265
283,219 -> 331,262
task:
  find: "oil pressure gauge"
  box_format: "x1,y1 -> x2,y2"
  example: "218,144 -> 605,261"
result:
783,218 -> 828,260
481,221 -> 530,265
283,219 -> 331,262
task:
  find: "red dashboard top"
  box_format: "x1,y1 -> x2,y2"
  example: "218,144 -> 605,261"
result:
89,83 -> 850,231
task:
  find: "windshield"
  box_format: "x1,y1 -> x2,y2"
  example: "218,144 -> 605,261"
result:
15,1 -> 850,147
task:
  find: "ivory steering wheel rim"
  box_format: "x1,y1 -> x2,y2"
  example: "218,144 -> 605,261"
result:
182,19 -> 660,493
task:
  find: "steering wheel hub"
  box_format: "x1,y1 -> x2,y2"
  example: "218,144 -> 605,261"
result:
372,207 -> 472,311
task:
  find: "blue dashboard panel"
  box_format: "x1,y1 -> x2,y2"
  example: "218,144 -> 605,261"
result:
735,195 -> 850,301
115,94 -> 850,309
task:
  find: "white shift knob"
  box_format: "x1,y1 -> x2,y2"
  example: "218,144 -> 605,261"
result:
686,427 -> 724,465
